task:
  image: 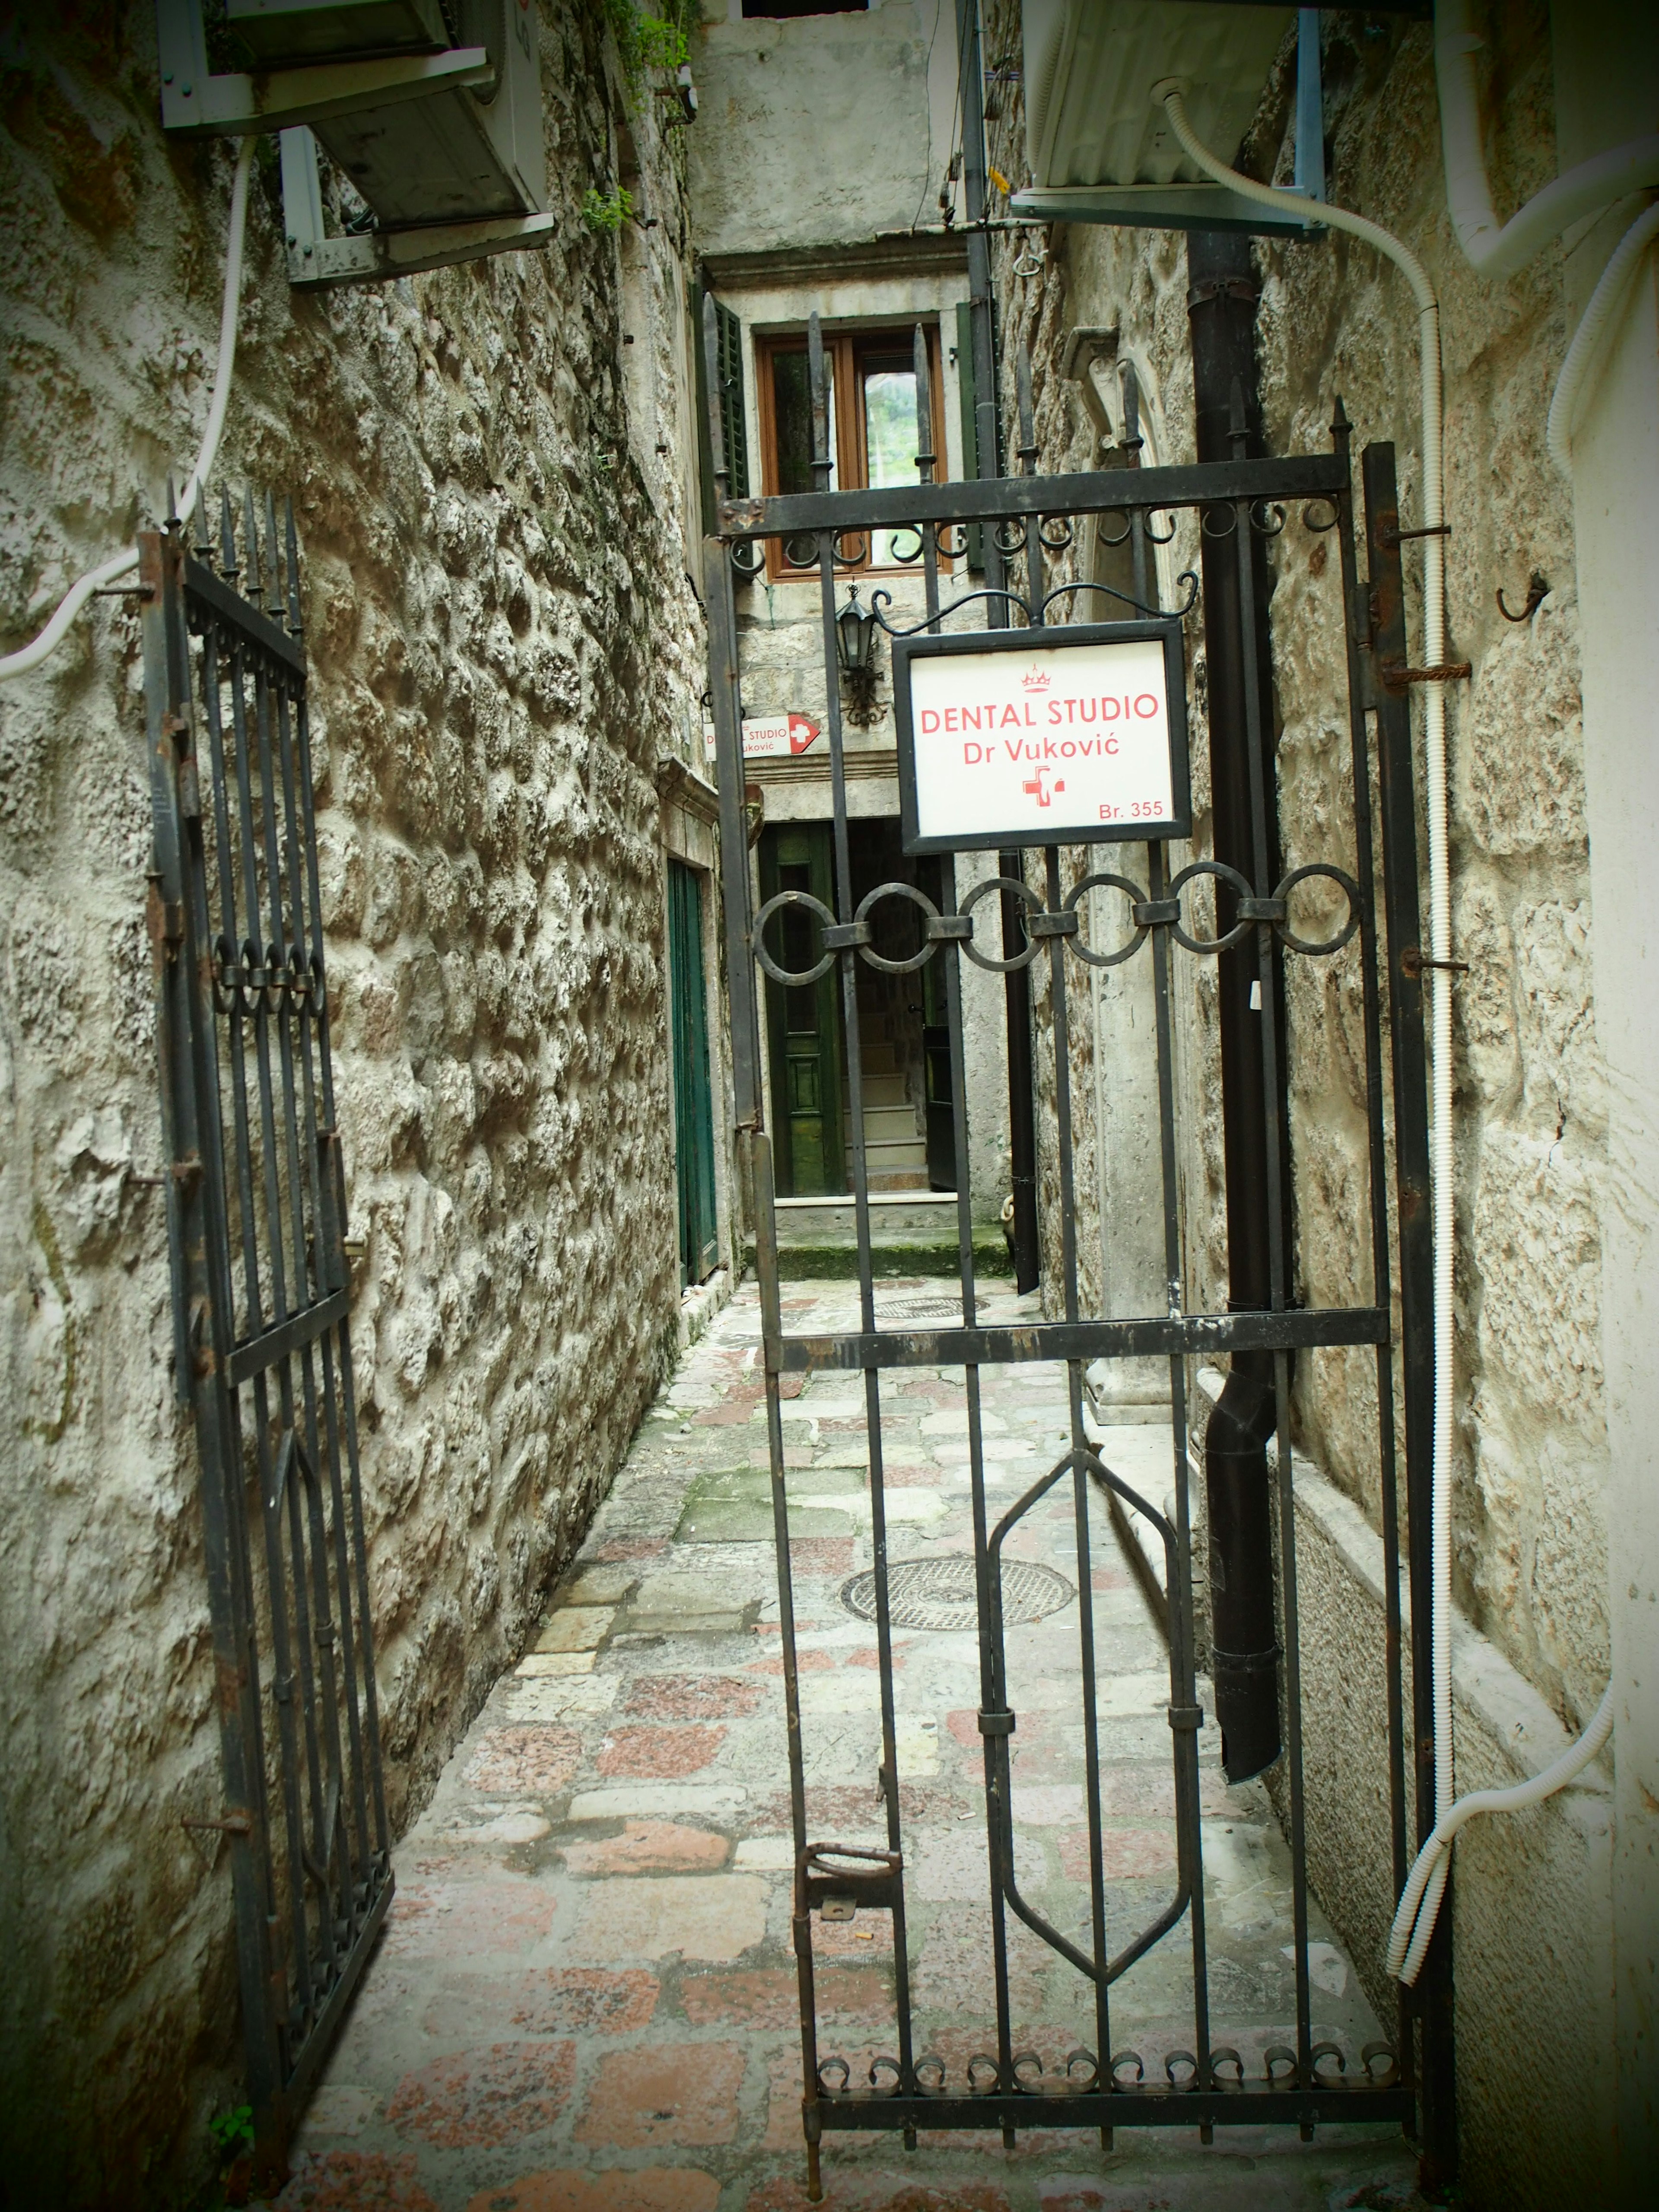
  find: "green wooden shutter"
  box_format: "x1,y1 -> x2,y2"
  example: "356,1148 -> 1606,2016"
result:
955,300 -> 984,572
695,283 -> 750,537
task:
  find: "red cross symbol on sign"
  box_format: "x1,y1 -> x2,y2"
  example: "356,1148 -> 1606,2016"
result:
1022,765 -> 1065,807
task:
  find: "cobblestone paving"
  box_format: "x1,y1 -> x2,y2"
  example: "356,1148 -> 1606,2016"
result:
278,1279 -> 1422,2212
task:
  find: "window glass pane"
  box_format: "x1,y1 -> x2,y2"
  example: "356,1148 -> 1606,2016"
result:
770,348 -> 837,494
863,354 -> 921,568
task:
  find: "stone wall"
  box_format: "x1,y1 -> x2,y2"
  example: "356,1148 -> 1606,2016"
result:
0,6 -> 707,2203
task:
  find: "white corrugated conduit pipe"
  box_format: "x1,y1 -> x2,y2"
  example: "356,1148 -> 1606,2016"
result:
1545,200 -> 1659,476
1150,79 -> 1462,1986
1436,0 -> 1659,475
1388,1680 -> 1615,1986
0,134 -> 256,684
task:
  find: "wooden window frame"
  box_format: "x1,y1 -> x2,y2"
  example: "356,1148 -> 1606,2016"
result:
754,324 -> 950,584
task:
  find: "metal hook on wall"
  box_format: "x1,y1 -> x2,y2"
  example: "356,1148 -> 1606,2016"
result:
1011,227 -> 1047,279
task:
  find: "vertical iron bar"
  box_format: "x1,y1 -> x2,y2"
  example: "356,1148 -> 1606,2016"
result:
1329,417 -> 1411,2071
1363,442 -> 1453,2180
1232,490 -> 1314,2094
1044,841 -> 1114,2093
914,323 -> 941,629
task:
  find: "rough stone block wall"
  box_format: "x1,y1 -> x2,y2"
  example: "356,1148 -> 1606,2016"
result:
0,7 -> 706,2203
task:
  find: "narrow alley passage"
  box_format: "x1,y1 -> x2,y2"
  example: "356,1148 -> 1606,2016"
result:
277,1280 -> 1421,2212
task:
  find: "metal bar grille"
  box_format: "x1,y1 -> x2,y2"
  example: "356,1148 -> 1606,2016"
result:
706,342 -> 1436,2196
141,497 -> 391,2176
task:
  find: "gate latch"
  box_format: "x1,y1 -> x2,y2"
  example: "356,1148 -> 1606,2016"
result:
800,1842 -> 903,1922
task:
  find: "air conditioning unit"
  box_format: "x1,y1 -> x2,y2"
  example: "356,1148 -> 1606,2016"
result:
155,0 -> 553,286
1011,0 -> 1319,236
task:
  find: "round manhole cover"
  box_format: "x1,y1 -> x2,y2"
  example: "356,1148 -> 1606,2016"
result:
839,1555 -> 1074,1633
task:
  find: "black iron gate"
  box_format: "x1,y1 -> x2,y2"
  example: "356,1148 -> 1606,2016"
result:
704,311 -> 1445,2196
141,495 -> 391,2174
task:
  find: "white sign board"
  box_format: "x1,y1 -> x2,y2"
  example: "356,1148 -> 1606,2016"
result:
893,621 -> 1190,852
700,712 -> 820,763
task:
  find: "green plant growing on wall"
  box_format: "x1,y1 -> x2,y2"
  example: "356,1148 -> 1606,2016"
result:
582,184 -> 637,234
601,0 -> 693,94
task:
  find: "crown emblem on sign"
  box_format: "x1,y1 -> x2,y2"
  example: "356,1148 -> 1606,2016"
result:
1022,668 -> 1052,690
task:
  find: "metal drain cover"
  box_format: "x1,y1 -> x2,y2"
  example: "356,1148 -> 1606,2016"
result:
839,1555 -> 1074,1633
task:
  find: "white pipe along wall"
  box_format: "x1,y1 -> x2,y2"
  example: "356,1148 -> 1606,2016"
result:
0,135 -> 256,683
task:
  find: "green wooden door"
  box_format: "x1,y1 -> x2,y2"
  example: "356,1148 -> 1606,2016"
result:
668,860 -> 719,1286
759,824 -> 845,1196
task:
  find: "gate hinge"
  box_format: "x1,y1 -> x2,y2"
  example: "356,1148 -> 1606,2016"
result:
1379,660 -> 1471,693
146,875 -> 185,960
181,1808 -> 252,1838
1400,946 -> 1470,979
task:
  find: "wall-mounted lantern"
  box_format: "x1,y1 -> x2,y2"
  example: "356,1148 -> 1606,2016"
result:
835,587 -> 879,724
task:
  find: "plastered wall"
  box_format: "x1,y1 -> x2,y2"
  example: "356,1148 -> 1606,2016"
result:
0,8 -> 707,2202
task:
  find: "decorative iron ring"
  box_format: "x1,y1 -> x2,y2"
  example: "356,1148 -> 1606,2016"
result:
1109,2050 -> 1145,2089
1263,2045 -> 1299,2087
817,2057 -> 850,2095
1037,516 -> 1073,551
1096,511 -> 1133,548
780,533 -> 816,570
285,942 -> 310,1012
934,521 -> 969,559
831,529 -> 869,568
239,935 -> 267,1010
1272,862 -> 1363,956
213,933 -> 247,1017
1164,2050 -> 1199,2090
1062,871 -> 1151,969
729,539 -> 765,579
1209,2047 -> 1245,2088
1360,2040 -> 1399,2087
1249,501 -> 1287,538
1063,2048 -> 1100,2091
752,889 -> 837,986
993,518 -> 1028,556
261,940 -> 289,1016
308,950 -> 328,1017
1201,503 -> 1239,539
959,875 -> 1041,972
887,526 -> 927,566
914,2054 -> 947,2094
1310,2042 -> 1348,2087
1301,496 -> 1341,534
868,2055 -> 902,2092
1166,861 -> 1255,954
1011,2050 -> 1045,2090
853,881 -> 942,974
966,2053 -> 1001,2094
1144,509 -> 1178,545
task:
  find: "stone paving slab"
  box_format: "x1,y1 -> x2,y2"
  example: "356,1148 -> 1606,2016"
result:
275,1279 -> 1424,2212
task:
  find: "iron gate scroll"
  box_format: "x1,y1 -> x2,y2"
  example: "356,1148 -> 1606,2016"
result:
142,497 -> 391,2171
705,311 -> 1440,2197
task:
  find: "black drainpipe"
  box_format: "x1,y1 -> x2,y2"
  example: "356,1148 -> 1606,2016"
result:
1188,231 -> 1292,1785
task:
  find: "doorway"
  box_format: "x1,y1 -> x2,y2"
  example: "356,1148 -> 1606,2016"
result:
668,858 -> 719,1286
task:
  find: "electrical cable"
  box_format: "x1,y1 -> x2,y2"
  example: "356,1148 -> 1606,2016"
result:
1434,0 -> 1659,282
1151,79 -> 1461,1986
1546,200 -> 1659,476
0,134 -> 256,684
1433,0 -> 1659,479
1388,1681 -> 1615,1986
